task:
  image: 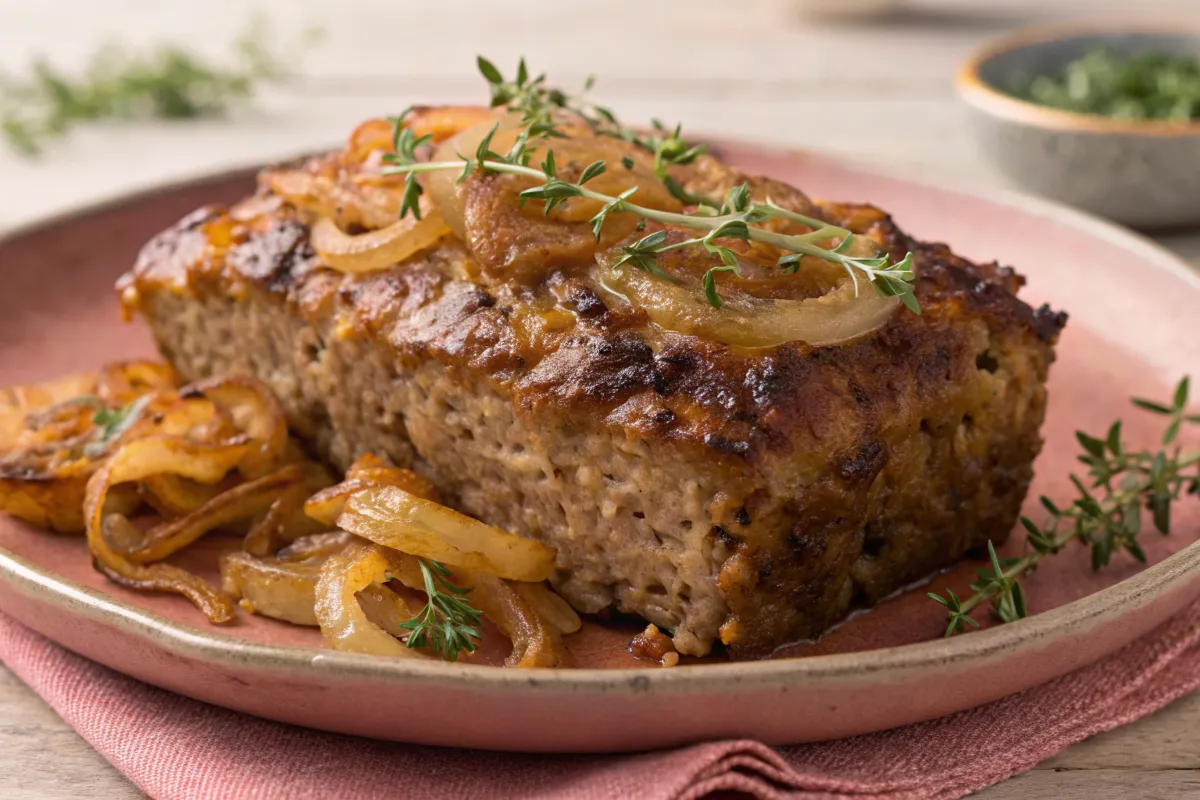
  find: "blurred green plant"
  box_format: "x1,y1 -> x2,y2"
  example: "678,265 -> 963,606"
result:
1010,46 -> 1200,122
0,18 -> 322,156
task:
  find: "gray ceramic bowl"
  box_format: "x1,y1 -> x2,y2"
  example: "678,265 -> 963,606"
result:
956,27 -> 1200,229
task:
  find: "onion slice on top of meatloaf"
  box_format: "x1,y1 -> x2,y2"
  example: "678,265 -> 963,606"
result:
118,108 -> 1066,658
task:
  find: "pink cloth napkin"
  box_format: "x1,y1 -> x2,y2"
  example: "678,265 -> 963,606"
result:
3,605 -> 1200,800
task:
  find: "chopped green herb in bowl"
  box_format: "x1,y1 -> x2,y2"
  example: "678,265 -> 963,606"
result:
957,29 -> 1200,228
1010,46 -> 1200,123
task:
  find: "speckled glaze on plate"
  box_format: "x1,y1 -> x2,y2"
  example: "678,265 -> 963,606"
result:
0,145 -> 1198,753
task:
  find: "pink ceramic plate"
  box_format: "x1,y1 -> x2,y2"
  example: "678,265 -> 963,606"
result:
1,144 -> 1198,753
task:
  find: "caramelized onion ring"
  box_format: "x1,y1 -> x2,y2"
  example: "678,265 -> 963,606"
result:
122,465 -> 306,564
243,480 -> 317,556
597,253 -> 901,348
314,541 -> 424,658
95,360 -> 179,405
243,456 -> 339,555
99,513 -> 235,624
387,560 -> 567,668
404,106 -> 500,144
310,204 -> 451,274
83,436 -> 250,623
140,396 -> 231,440
304,465 -> 440,528
344,452 -> 440,501
337,486 -> 556,582
346,108 -> 498,165
185,377 -> 288,478
221,534 -> 351,626
222,552 -> 324,626
512,581 -> 582,635
0,473 -> 139,534
0,366 -> 177,532
467,572 -> 568,668
0,372 -> 97,450
355,583 -> 417,634
277,531 -> 354,560
139,474 -> 231,516
0,472 -> 90,533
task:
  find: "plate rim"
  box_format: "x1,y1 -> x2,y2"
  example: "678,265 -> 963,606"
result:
2,144 -> 1198,695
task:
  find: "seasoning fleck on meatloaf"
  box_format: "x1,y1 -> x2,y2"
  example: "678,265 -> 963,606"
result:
118,112 -> 1066,658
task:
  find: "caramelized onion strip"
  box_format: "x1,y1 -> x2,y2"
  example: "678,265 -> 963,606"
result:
139,396 -> 232,440
403,106 -> 501,143
597,254 -> 900,349
100,511 -> 236,625
512,581 -> 582,635
83,436 -> 250,623
337,486 -> 556,582
95,360 -> 179,405
314,541 -> 424,658
0,478 -> 88,533
355,583 -> 417,634
122,464 -> 305,564
222,552 -> 324,626
0,364 -> 175,531
345,108 -> 496,165
467,572 -> 568,668
0,372 -> 98,450
243,480 -> 316,556
303,459 -> 439,527
386,562 -> 566,668
221,532 -> 353,627
277,531 -> 354,560
426,113 -> 522,241
184,377 -> 288,478
310,204 -> 451,274
139,474 -> 231,516
0,472 -> 141,534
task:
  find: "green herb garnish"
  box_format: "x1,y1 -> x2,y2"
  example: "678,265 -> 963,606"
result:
79,395 -> 153,458
398,559 -> 483,661
1010,46 -> 1200,122
382,57 -> 919,313
931,377 -> 1200,636
0,18 -> 319,156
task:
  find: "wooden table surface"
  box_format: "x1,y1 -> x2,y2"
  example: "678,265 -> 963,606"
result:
1,1 -> 1199,797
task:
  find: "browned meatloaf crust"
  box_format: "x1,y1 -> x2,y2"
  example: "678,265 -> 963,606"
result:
119,122 -> 1066,658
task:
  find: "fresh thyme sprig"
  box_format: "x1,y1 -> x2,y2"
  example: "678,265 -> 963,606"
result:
389,148 -> 918,311
381,57 -> 919,312
930,377 -> 1200,636
0,18 -> 319,156
382,107 -> 434,221
91,397 -> 151,444
397,559 -> 483,661
474,56 -> 707,199
68,395 -> 153,458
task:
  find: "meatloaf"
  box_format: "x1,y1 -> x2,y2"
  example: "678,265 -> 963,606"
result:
119,111 -> 1066,658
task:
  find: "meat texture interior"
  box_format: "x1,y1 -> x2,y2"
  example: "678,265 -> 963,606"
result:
120,108 -> 1066,657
